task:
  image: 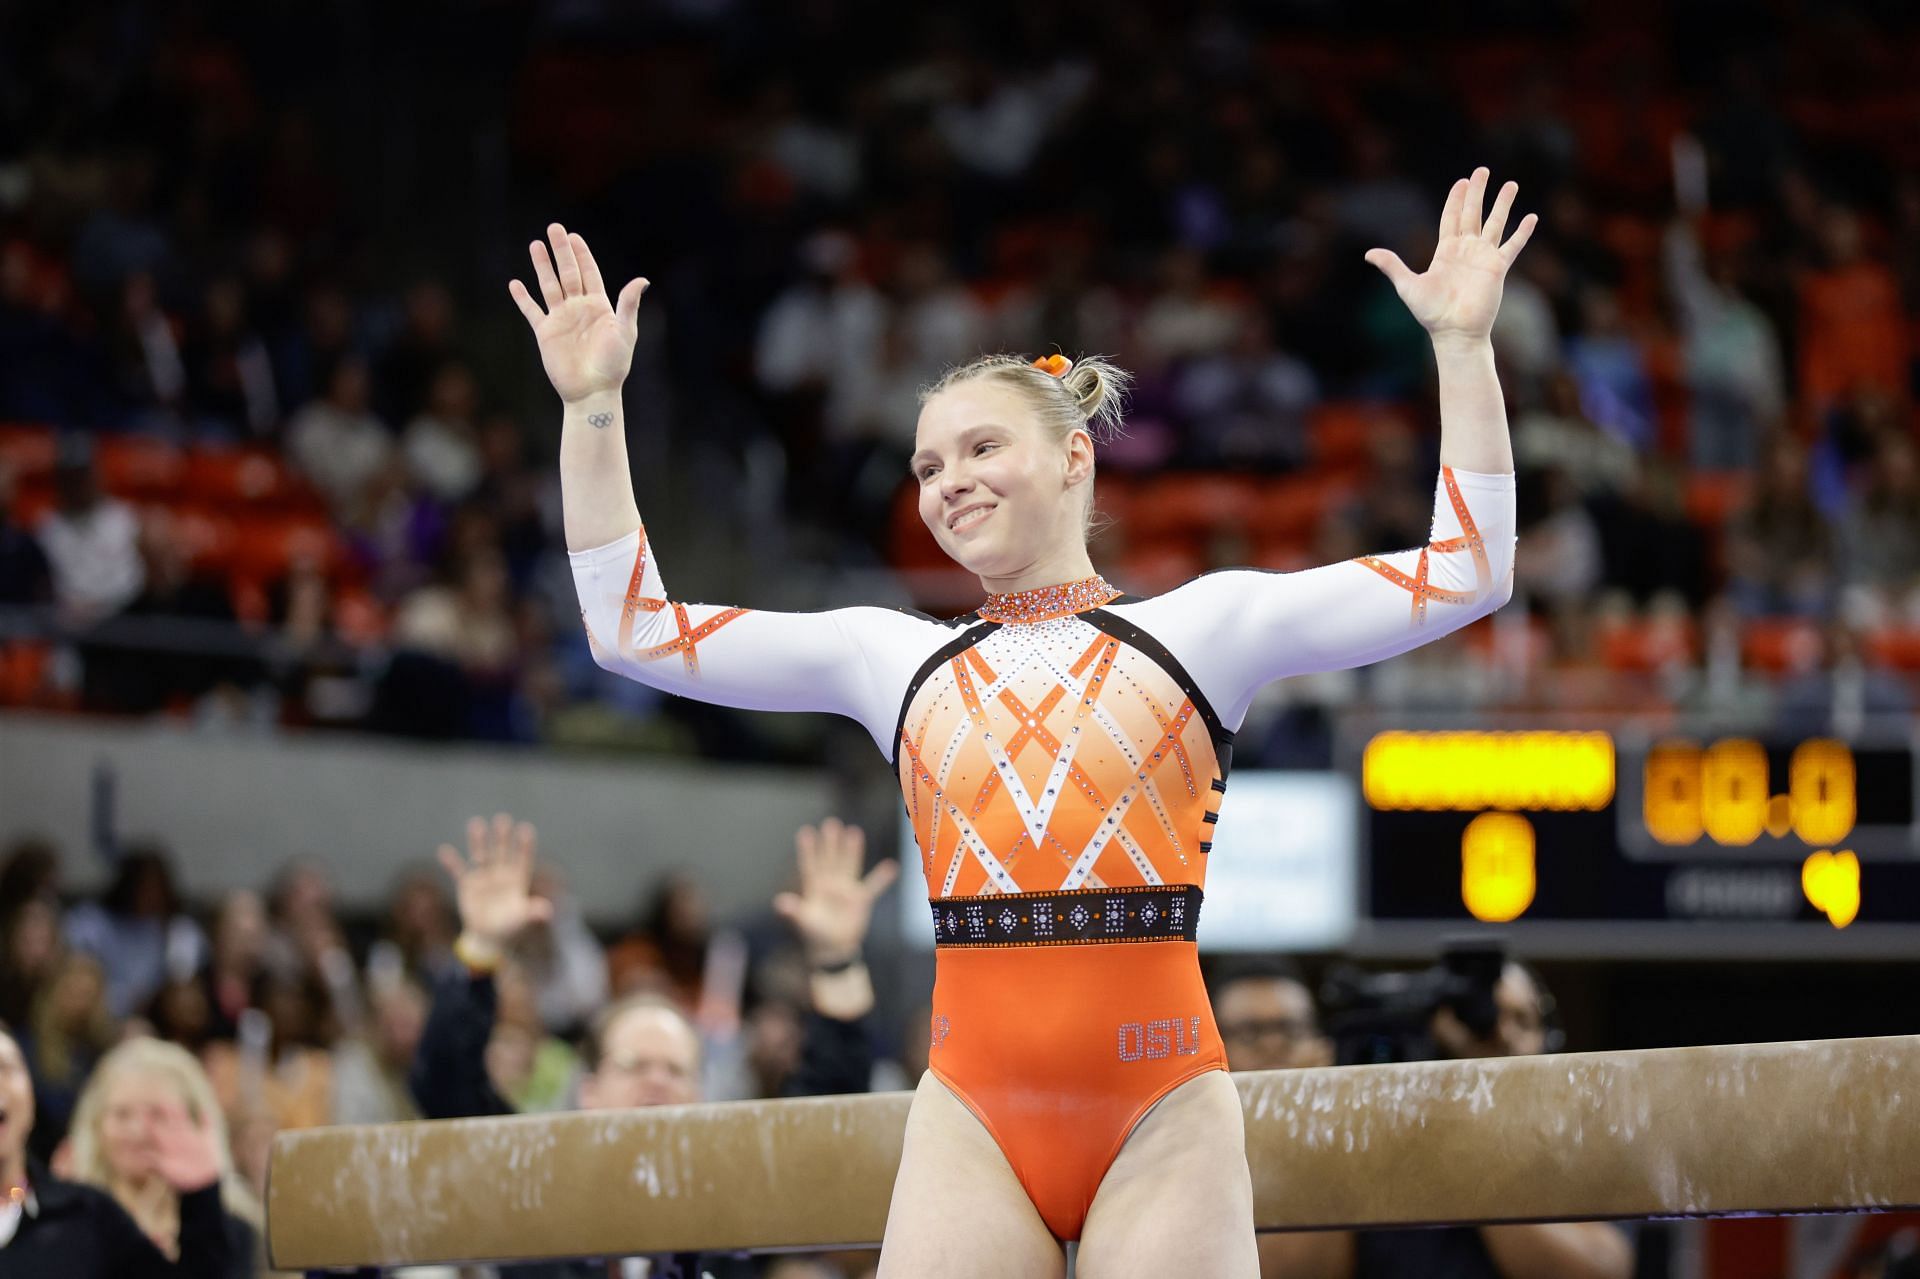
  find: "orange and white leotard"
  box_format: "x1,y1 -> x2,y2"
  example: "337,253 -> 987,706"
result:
571,466 -> 1516,1240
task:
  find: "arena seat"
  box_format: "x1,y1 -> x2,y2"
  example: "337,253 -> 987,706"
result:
183,446 -> 323,512
96,434 -> 187,498
0,422 -> 56,475
1863,626 -> 1920,672
1741,617 -> 1822,675
1684,471 -> 1751,530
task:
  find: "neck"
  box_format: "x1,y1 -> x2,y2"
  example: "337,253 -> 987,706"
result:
977,546 -> 1099,597
114,1171 -> 175,1209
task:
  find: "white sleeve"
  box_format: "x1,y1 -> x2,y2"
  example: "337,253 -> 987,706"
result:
569,526 -> 947,753
1118,467 -> 1517,728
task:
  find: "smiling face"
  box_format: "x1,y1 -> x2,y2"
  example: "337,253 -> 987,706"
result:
99,1068 -> 178,1182
912,378 -> 1095,587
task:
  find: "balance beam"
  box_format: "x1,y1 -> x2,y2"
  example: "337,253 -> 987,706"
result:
268,1034 -> 1920,1270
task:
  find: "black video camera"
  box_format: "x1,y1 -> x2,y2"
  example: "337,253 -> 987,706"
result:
1318,937 -> 1508,1065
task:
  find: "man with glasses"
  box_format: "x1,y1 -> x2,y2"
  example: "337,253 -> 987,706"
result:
1211,957 -> 1632,1279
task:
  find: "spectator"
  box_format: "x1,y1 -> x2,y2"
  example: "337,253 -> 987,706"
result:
201,970 -> 335,1135
1231,964 -> 1633,1279
0,898 -> 61,1030
1798,204 -> 1907,412
1662,218 -> 1786,471
1726,433 -> 1834,617
19,953 -> 117,1163
1511,369 -> 1637,499
201,891 -> 268,1044
329,978 -> 427,1126
1170,309 -> 1318,469
0,1023 -> 235,1278
61,1037 -> 262,1277
608,872 -> 714,1009
181,276 -> 278,438
401,361 -> 484,503
412,813 -> 890,1278
0,461 -> 54,605
1563,287 -> 1655,452
66,846 -> 209,1021
284,356 -> 393,518
1211,957 -> 1333,1074
35,439 -> 144,626
1837,431 -> 1920,626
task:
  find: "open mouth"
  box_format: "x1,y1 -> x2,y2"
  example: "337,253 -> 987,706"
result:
948,505 -> 995,533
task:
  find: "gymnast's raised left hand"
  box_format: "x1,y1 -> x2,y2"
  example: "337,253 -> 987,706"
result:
1364,166 -> 1538,347
508,223 -> 649,405
773,817 -> 898,966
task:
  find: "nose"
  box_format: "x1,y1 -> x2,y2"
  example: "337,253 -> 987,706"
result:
938,464 -> 973,504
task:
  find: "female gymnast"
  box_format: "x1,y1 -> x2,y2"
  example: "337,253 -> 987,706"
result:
508,166 -> 1535,1278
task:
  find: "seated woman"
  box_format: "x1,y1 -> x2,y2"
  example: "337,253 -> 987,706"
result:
61,1037 -> 261,1278
0,1024 -> 234,1278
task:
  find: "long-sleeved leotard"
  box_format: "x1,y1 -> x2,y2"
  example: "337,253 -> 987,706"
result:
570,466 -> 1515,1240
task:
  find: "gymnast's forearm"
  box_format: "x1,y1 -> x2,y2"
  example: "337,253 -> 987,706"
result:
1477,1222 -> 1633,1279
560,389 -> 643,554
1432,335 -> 1514,475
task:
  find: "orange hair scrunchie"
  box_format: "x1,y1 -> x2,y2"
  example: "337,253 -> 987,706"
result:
1031,353 -> 1073,377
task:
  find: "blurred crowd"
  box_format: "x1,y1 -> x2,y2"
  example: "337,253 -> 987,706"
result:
5,0 -> 1920,759
0,817 -> 907,1278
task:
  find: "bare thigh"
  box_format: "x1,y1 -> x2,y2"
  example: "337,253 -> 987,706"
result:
1075,1070 -> 1258,1279
876,1072 -> 1067,1279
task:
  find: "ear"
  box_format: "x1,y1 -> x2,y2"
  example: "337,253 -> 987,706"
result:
1062,428 -> 1096,488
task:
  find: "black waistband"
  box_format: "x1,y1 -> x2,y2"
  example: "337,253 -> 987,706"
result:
929,885 -> 1201,948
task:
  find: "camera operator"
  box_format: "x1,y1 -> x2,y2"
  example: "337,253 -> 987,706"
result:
1216,957 -> 1633,1279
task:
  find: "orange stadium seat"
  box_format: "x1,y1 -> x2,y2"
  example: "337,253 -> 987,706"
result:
228,513 -> 339,585
1124,473 -> 1256,542
1117,543 -> 1207,596
1684,471 -> 1752,530
96,435 -> 186,498
183,447 -> 323,512
0,423 -> 57,476
157,504 -> 240,575
1741,618 -> 1821,674
1600,612 -> 1699,671
1863,627 -> 1920,672
1246,474 -> 1348,544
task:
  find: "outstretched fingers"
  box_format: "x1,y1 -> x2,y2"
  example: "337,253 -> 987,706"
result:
1482,180 -> 1519,243
1500,212 -> 1540,266
507,278 -> 544,327
1364,247 -> 1416,290
1461,166 -> 1489,236
547,223 -> 584,297
530,239 -> 563,308
1439,177 -> 1469,240
570,233 -> 606,297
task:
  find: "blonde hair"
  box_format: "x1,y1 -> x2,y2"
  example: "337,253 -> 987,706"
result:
920,353 -> 1133,535
67,1036 -> 264,1232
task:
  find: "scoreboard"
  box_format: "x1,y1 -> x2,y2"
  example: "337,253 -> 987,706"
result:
1355,721 -> 1920,949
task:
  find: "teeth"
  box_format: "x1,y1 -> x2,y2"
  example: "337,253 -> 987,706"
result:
951,507 -> 991,531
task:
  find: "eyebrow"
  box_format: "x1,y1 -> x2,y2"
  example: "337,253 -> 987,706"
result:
909,424 -> 1005,469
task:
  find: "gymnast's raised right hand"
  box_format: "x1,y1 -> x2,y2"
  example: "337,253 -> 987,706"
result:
508,223 -> 649,404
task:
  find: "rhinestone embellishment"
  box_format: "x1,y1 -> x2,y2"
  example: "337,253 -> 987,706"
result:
977,575 -> 1123,624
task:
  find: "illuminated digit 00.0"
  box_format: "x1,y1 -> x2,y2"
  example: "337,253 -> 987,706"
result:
1644,741 -> 1703,845
1790,739 -> 1856,846
1701,738 -> 1768,846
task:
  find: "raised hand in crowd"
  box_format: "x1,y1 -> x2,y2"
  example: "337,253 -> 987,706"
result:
773,817 -> 898,967
435,813 -> 552,971
144,1098 -> 223,1194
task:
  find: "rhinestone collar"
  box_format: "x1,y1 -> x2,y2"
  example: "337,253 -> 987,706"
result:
977,574 -> 1122,624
